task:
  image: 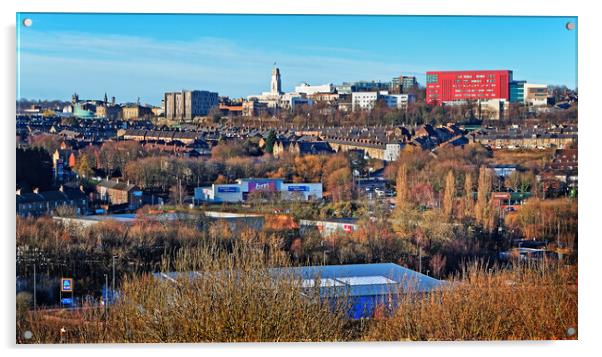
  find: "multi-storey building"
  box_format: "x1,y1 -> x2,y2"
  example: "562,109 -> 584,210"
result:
510,80 -> 526,103
390,75 -> 418,94
426,70 -> 513,105
122,104 -> 153,120
294,83 -> 335,95
335,81 -> 390,95
524,83 -> 549,106
352,91 -> 414,111
164,90 -> 219,120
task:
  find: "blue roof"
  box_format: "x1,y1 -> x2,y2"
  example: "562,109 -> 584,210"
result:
152,263 -> 445,319
269,263 -> 445,297
154,263 -> 444,296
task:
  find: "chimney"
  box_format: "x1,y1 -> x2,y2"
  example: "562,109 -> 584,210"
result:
33,187 -> 39,194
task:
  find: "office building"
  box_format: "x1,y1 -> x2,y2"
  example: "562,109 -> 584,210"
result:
352,91 -> 415,111
524,83 -> 549,106
391,75 -> 418,94
164,90 -> 219,120
426,70 -> 513,105
294,83 -> 335,95
510,80 -> 526,103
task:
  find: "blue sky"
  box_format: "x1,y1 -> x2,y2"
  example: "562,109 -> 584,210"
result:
17,13 -> 577,106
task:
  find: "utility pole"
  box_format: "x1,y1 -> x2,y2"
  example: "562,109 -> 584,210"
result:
104,274 -> 108,317
33,264 -> 37,310
112,255 -> 116,295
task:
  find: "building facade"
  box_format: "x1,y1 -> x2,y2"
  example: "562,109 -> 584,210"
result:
524,83 -> 549,106
294,83 -> 335,95
510,80 -> 526,103
352,91 -> 415,111
426,70 -> 513,105
390,75 -> 418,94
164,90 -> 219,120
122,104 -> 153,120
195,178 -> 323,203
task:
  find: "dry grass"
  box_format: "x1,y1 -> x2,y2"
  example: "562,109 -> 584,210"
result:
364,262 -> 577,341
17,245 -> 577,343
18,243 -> 352,343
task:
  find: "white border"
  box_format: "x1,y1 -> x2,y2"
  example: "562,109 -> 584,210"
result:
2,1 -> 600,357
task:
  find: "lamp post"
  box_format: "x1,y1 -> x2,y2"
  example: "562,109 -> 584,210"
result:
112,255 -> 116,294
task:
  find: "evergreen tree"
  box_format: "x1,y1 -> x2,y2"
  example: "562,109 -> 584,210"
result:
265,130 -> 277,154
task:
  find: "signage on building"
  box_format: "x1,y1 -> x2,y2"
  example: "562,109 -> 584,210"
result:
217,186 -> 240,193
492,192 -> 511,200
61,297 -> 74,306
61,278 -> 73,292
248,181 -> 276,192
287,185 -> 309,192
133,190 -> 143,197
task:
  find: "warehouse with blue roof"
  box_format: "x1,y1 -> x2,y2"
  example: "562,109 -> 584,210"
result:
154,263 -> 445,319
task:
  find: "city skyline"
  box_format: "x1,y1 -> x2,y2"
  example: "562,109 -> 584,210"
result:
17,13 -> 577,105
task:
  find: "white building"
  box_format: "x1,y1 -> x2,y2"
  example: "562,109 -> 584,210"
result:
294,83 -> 335,95
384,143 -> 405,162
352,91 -> 381,111
523,83 -> 548,106
352,91 -> 415,111
195,178 -> 323,203
388,94 -> 415,110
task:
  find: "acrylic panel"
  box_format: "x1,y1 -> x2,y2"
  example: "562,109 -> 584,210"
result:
15,13 -> 578,343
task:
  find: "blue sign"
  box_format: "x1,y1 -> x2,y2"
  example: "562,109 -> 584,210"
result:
288,185 -> 309,192
61,297 -> 74,306
61,278 -> 73,292
217,186 -> 240,193
133,190 -> 143,197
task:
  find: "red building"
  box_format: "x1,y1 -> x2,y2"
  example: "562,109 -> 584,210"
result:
426,70 -> 513,105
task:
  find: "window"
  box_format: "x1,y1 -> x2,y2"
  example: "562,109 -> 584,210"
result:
426,74 -> 439,84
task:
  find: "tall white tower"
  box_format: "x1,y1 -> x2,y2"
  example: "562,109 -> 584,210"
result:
271,66 -> 282,94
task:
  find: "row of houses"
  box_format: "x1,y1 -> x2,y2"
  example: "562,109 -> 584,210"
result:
16,179 -> 144,217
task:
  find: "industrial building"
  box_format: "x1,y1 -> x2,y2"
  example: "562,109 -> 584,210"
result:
155,263 -> 445,319
194,178 -> 323,203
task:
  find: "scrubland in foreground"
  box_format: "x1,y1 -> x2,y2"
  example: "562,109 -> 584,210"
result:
17,244 -> 577,343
